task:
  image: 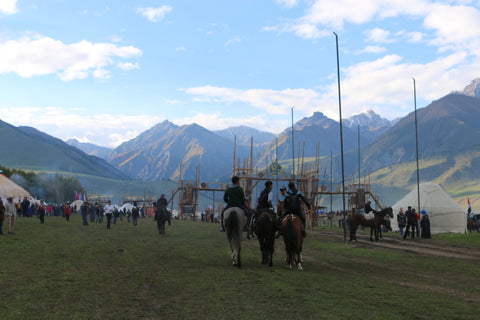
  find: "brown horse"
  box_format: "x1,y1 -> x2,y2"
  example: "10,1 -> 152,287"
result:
467,219 -> 480,232
254,209 -> 276,267
349,207 -> 393,242
281,214 -> 303,271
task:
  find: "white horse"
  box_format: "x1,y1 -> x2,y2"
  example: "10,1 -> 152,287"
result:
223,207 -> 247,267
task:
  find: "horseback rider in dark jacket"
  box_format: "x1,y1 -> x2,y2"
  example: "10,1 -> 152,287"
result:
276,182 -> 311,238
251,180 -> 274,232
219,176 -> 250,232
365,200 -> 375,214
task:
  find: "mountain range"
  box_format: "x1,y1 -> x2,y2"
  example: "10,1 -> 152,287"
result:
2,78 -> 480,206
0,120 -> 126,179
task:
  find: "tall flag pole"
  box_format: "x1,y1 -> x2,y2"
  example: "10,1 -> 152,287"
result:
334,32 -> 347,246
413,77 -> 421,214
468,198 -> 472,215
291,107 -> 295,178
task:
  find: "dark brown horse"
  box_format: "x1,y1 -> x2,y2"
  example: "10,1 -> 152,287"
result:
281,214 -> 303,271
254,210 -> 276,267
349,207 -> 393,242
467,219 -> 480,232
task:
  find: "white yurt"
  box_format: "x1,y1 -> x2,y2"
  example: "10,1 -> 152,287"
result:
392,182 -> 467,234
0,174 -> 32,201
70,200 -> 84,211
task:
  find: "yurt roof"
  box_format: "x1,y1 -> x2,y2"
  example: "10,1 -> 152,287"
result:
0,174 -> 31,200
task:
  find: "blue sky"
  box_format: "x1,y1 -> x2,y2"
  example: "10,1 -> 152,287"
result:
1,0 -> 480,147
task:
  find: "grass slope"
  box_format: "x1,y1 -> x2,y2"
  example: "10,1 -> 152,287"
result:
1,216 -> 480,319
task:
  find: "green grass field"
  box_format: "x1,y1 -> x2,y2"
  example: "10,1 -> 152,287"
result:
1,215 -> 480,320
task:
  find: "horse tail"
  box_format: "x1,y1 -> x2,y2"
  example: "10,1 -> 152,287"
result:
224,208 -> 244,266
285,217 -> 298,257
258,212 -> 275,252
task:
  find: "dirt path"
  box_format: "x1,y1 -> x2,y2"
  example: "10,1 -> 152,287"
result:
314,230 -> 480,261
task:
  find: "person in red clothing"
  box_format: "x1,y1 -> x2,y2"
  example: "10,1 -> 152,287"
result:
64,202 -> 72,222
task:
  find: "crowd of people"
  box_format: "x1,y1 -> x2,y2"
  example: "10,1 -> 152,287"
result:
0,195 -> 166,235
397,206 -> 431,239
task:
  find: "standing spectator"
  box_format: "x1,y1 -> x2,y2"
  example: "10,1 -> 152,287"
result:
420,209 -> 431,239
80,201 -> 89,226
21,196 -> 30,217
0,198 -> 5,235
5,196 -> 16,234
131,201 -> 139,226
27,203 -> 35,217
403,206 -> 416,240
64,202 -> 72,222
413,208 -> 420,238
104,200 -> 115,229
277,186 -> 287,217
16,199 -> 22,217
37,199 -> 46,224
89,203 -> 96,223
397,208 -> 406,237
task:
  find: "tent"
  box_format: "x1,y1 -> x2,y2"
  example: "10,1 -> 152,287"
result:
70,200 -> 84,211
392,182 -> 467,234
120,203 -> 133,212
0,174 -> 31,201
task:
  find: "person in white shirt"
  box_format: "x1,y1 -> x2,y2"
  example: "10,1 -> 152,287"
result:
104,200 -> 115,230
5,196 -> 17,234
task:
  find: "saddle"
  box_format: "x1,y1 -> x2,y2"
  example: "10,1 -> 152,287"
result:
364,212 -> 375,221
281,213 -> 299,223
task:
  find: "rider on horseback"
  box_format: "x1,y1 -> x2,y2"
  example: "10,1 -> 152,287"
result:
219,176 -> 250,232
251,180 -> 274,233
275,182 -> 311,238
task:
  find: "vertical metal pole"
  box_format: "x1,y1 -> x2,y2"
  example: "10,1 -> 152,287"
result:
334,32 -> 347,246
330,150 -> 333,213
413,77 -> 421,213
358,125 -> 361,188
291,107 -> 295,178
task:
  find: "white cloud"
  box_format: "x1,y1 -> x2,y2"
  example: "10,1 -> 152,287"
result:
137,6 -> 172,22
366,28 -> 394,43
0,34 -> 142,80
176,46 -> 186,51
1,106 -> 164,147
356,45 -> 387,54
182,86 -> 321,115
117,62 -> 139,70
274,0 -> 300,8
224,37 -> 241,48
0,0 -> 18,15
424,4 -> 480,49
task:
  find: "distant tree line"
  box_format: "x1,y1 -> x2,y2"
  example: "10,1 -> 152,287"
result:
0,165 -> 86,203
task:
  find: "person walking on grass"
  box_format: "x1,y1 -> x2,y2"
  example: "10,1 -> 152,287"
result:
64,202 -> 72,222
80,201 -> 89,226
132,201 -> 140,226
403,206 -> 416,240
37,199 -> 46,224
104,200 -> 115,230
5,196 -> 16,234
0,198 -> 5,235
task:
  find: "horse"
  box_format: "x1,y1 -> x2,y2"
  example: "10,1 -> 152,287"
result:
281,214 -> 304,271
349,207 -> 393,242
254,209 -> 277,267
224,207 -> 248,267
467,219 -> 480,233
155,206 -> 171,236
